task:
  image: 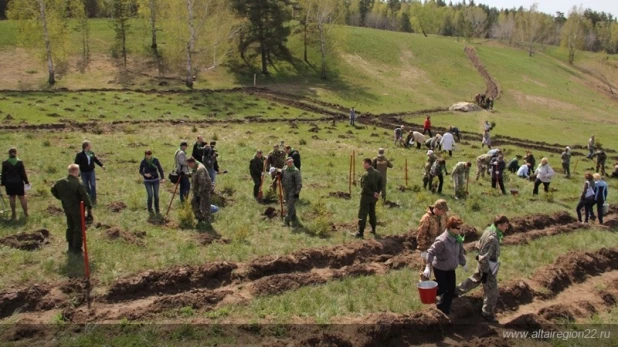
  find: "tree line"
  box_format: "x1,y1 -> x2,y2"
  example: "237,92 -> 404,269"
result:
3,0 -> 617,87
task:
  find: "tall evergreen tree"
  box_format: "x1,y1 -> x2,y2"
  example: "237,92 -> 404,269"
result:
231,0 -> 293,74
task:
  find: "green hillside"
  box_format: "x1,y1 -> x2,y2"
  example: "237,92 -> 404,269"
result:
0,20 -> 616,148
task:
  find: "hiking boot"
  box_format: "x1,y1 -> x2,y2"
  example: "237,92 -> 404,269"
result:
370,229 -> 377,235
352,232 -> 364,239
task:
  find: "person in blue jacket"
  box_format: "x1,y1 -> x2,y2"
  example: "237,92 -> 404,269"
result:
593,173 -> 608,224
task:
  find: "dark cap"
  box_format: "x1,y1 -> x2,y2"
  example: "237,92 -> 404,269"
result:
210,141 -> 216,146
8,147 -> 17,155
180,141 -> 188,147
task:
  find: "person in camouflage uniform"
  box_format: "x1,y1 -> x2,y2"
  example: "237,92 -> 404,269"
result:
281,157 -> 302,226
355,158 -> 382,238
267,144 -> 286,190
475,153 -> 492,181
423,150 -> 438,189
417,199 -> 449,281
187,157 -> 212,224
561,147 -> 571,178
457,215 -> 510,323
452,162 -> 471,199
429,158 -> 448,194
51,164 -> 92,255
373,148 -> 393,201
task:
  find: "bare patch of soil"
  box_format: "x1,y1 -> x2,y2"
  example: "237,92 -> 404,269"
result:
107,201 -> 127,213
0,229 -> 50,251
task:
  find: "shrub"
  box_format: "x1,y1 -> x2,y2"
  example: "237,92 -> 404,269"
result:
191,125 -> 198,133
311,216 -> 331,238
212,133 -> 219,141
299,139 -> 307,146
177,202 -> 195,229
234,224 -> 251,243
311,199 -> 328,216
43,140 -> 51,147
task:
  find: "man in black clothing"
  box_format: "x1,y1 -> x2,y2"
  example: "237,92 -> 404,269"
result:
192,135 -> 206,160
74,140 -> 105,204
249,150 -> 265,200
490,155 -> 507,195
1,147 -> 29,220
284,145 -> 301,170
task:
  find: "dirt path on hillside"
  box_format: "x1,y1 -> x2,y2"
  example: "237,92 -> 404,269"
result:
465,47 -> 501,99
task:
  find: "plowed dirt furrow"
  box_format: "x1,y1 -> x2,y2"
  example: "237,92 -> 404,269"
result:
5,247 -> 618,346
465,47 -> 500,99
1,210 -> 615,324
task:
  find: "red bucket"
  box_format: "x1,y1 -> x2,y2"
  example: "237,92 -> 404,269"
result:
418,281 -> 438,304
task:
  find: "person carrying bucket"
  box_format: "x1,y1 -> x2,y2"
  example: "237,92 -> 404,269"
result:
456,215 -> 510,323
422,216 -> 467,315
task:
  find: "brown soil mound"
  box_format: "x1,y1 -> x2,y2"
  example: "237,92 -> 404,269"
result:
105,262 -> 237,302
0,285 -> 58,319
196,233 -> 230,246
252,273 -> 327,296
246,233 -> 417,280
360,310 -> 451,345
384,200 -> 400,208
328,191 -> 351,200
300,333 -> 354,347
264,207 -> 278,219
507,211 -> 575,235
45,205 -> 64,216
107,201 -> 127,213
497,281 -> 535,312
533,247 -> 618,294
503,313 -> 555,332
460,225 -> 480,243
105,227 -> 145,246
0,229 -> 50,251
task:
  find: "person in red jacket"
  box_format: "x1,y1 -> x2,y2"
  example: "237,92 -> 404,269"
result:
423,116 -> 433,138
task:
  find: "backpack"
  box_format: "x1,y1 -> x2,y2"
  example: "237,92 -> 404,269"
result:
168,150 -> 181,184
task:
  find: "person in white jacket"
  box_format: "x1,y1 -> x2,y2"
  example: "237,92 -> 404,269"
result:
440,132 -> 455,157
411,131 -> 425,149
533,158 -> 555,195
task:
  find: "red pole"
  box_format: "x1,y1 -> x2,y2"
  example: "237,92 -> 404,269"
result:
80,201 -> 91,309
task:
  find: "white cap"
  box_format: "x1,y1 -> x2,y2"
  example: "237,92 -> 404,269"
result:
566,146 -> 570,150
427,150 -> 434,155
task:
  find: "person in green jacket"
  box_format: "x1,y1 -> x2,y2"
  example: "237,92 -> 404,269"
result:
355,158 -> 382,238
282,157 -> 302,226
51,164 -> 92,255
457,215 -> 510,323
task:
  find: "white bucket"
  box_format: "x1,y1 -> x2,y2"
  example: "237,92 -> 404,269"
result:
603,203 -> 609,215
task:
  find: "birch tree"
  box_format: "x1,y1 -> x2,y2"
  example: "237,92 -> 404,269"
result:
561,6 -> 585,65
311,0 -> 340,79
7,0 -> 69,85
518,3 -> 546,57
160,0 -> 236,87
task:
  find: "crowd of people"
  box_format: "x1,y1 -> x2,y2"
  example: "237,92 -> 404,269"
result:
0,115 -> 615,322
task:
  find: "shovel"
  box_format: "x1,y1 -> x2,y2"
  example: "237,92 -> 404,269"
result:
257,160 -> 266,200
164,177 -> 182,221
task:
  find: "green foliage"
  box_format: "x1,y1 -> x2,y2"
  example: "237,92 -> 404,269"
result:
177,201 -> 195,229
310,216 -> 331,238
111,0 -> 132,66
231,0 -> 293,74
43,140 -> 51,147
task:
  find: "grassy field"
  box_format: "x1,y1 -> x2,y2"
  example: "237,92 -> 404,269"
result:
1,117 -> 616,291
0,90 -> 322,124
